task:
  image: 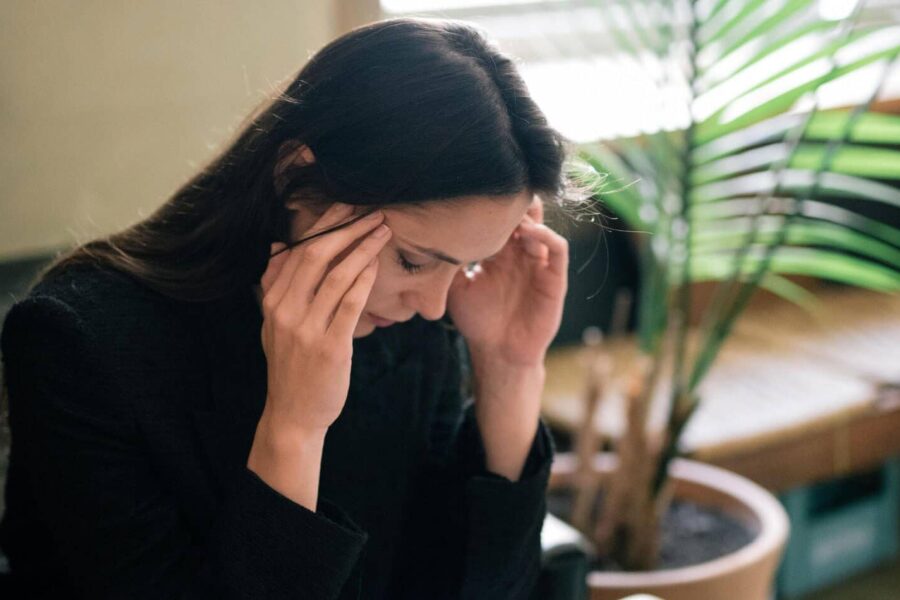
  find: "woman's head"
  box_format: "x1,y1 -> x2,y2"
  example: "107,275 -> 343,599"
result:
43,17 -> 572,304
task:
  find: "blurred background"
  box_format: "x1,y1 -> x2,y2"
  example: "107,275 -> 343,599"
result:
2,1 -> 899,598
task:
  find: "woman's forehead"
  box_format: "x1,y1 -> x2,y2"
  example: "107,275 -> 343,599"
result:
384,193 -> 530,259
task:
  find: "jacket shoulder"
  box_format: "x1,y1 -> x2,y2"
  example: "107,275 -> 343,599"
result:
28,264 -> 196,351
1,265 -> 201,417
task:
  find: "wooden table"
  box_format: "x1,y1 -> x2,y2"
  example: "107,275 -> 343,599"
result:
541,288 -> 900,492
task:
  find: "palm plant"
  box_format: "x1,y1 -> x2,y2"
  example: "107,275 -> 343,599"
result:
575,0 -> 900,570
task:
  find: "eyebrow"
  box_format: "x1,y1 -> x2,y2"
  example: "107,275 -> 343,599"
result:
390,231 -> 464,265
407,242 -> 462,266
394,230 -> 505,266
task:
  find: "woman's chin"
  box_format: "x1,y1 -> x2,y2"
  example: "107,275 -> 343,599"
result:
353,319 -> 377,338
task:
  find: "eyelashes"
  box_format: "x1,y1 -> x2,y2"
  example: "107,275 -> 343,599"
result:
395,250 -> 481,276
396,252 -> 424,274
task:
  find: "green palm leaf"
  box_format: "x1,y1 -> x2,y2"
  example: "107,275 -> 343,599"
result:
692,143 -> 900,185
696,42 -> 900,143
690,247 -> 900,291
691,217 -> 900,269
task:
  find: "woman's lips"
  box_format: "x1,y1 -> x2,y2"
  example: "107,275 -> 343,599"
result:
366,312 -> 396,327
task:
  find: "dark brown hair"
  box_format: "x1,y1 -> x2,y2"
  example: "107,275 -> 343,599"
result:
41,17 -> 571,301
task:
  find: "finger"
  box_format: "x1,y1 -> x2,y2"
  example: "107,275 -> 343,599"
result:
299,201 -> 356,239
266,203 -> 357,309
283,210 -> 385,309
520,235 -> 549,262
327,257 -> 379,339
519,222 -> 569,276
307,224 -> 392,329
261,242 -> 289,294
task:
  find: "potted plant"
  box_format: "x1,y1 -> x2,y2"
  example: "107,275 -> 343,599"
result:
550,0 -> 900,598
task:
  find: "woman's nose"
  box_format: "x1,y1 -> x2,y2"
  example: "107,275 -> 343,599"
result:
407,273 -> 454,321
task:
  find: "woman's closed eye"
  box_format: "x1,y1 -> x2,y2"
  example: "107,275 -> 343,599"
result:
396,251 -> 425,274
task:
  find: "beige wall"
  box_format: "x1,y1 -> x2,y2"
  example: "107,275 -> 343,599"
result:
0,1 -> 349,260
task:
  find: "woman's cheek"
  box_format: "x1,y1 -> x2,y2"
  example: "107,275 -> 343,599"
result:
363,251 -> 396,305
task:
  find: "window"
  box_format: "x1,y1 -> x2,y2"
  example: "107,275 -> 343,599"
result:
381,0 -> 900,143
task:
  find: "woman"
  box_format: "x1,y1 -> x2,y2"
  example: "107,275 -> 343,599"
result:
0,17 -> 577,599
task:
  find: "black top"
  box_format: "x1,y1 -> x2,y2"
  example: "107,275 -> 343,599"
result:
0,265 -> 553,599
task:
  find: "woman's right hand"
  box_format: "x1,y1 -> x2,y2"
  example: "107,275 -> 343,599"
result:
258,202 -> 392,436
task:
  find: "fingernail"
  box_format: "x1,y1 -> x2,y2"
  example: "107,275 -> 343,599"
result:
364,210 -> 383,221
372,224 -> 390,237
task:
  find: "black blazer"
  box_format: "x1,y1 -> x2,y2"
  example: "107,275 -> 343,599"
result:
0,265 -> 553,599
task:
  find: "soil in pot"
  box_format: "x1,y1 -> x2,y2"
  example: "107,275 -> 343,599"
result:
547,488 -> 756,571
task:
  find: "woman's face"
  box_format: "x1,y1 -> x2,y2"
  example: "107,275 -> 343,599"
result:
289,192 -> 531,338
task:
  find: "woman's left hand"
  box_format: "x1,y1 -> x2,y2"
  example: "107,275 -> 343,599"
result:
447,197 -> 568,367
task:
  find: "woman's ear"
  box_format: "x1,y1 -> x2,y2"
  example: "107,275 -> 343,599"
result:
274,141 -> 316,198
526,194 -> 544,224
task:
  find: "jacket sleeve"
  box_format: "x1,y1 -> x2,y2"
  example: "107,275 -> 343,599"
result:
0,296 -> 367,600
387,327 -> 554,599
